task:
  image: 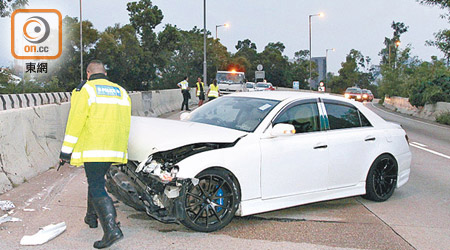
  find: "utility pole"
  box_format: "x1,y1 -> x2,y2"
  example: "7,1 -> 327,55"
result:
80,0 -> 83,81
203,0 -> 207,85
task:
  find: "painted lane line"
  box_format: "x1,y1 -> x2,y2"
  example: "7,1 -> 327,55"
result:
409,143 -> 450,160
369,103 -> 448,129
410,141 -> 428,147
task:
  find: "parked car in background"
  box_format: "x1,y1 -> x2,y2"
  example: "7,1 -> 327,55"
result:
245,82 -> 256,92
106,91 -> 411,233
362,89 -> 374,102
255,82 -> 275,91
344,87 -> 363,102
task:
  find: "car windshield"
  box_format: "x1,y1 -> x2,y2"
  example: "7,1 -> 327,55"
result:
346,88 -> 361,93
216,72 -> 245,84
187,96 -> 280,132
256,83 -> 270,88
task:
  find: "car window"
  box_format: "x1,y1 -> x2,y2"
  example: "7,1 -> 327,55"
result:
324,102 -> 362,129
273,102 -> 320,133
360,112 -> 372,127
188,96 -> 280,132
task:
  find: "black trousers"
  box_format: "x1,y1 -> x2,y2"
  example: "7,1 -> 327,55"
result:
84,162 -> 112,198
181,89 -> 189,110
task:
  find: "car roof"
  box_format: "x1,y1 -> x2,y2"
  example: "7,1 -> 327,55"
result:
229,90 -> 351,102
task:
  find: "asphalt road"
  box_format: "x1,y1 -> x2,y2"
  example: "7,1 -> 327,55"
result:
0,100 -> 448,249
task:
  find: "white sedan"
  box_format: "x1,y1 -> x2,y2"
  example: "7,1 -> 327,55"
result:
106,91 -> 411,232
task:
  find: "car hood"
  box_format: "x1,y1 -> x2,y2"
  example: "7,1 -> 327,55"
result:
128,116 -> 248,161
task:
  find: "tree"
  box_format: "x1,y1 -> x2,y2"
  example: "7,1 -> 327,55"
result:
328,49 -> 374,94
418,0 -> 450,65
426,29 -> 450,65
288,50 -> 312,89
379,22 -> 409,66
234,39 -> 258,80
256,42 -> 290,86
0,0 -> 27,17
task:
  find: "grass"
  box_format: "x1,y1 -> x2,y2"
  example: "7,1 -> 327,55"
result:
436,112 -> 450,125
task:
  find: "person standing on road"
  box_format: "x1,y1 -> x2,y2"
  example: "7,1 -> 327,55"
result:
178,76 -> 191,111
195,77 -> 205,107
59,60 -> 131,249
207,79 -> 220,101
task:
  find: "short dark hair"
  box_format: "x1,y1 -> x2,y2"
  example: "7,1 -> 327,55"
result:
87,60 -> 106,74
184,76 -> 188,80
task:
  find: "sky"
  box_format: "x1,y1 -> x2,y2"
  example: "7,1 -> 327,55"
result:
0,0 -> 448,74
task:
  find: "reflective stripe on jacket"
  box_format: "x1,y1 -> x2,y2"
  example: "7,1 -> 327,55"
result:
196,81 -> 204,96
61,75 -> 131,166
208,84 -> 219,98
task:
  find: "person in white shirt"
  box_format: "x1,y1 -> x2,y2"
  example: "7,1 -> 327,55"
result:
177,76 -> 191,111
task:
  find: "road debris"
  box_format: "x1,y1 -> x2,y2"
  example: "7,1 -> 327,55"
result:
23,208 -> 36,212
20,222 -> 66,246
0,214 -> 22,225
0,200 -> 15,211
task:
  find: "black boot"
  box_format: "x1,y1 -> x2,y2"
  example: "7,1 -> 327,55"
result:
92,196 -> 123,249
84,194 -> 98,228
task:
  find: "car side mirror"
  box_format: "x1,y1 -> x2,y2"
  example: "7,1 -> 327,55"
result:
180,112 -> 190,121
271,123 -> 296,137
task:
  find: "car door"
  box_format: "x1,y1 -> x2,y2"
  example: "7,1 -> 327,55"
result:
260,100 -> 329,199
322,99 -> 380,189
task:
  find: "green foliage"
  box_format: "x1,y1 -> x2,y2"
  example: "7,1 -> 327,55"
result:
328,49 -> 375,94
409,75 -> 450,106
0,0 -> 27,17
436,112 -> 450,125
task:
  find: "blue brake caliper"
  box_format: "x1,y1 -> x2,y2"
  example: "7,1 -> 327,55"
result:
215,186 -> 223,212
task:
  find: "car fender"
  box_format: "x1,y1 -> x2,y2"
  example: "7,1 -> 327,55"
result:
176,136 -> 261,201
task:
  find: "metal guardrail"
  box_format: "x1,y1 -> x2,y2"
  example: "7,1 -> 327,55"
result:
0,92 -> 72,111
0,91 -> 141,111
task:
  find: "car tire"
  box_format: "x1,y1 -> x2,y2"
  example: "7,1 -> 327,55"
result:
180,168 -> 240,232
362,154 -> 398,202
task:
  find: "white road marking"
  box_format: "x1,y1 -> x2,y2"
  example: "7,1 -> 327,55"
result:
409,143 -> 450,160
410,141 -> 428,147
369,103 -> 448,129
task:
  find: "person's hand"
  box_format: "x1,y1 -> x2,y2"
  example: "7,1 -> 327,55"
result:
57,159 -> 67,171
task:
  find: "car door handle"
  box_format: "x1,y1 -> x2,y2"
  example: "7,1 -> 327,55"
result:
313,145 -> 328,149
365,137 -> 376,142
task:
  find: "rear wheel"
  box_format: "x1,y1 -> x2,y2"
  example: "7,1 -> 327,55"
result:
180,169 -> 240,232
363,154 -> 398,202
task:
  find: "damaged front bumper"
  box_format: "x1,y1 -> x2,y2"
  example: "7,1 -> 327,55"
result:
106,161 -> 194,224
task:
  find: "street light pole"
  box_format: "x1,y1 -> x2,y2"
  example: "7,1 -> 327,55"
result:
80,0 -> 83,81
325,48 -> 335,81
308,13 -> 323,90
388,40 -> 400,68
203,0 -> 207,85
215,23 -> 229,39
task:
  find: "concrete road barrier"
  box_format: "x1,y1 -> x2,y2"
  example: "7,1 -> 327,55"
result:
0,88 -> 196,194
384,96 -> 450,121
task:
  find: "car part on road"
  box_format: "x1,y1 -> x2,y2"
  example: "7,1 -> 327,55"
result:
0,200 -> 15,211
20,222 -> 66,245
363,154 -> 398,202
0,214 -> 21,225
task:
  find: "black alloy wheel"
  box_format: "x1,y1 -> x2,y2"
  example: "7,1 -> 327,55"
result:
363,154 -> 398,202
180,169 -> 240,232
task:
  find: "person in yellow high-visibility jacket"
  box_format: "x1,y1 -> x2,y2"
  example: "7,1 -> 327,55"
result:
59,60 -> 130,249
207,79 -> 220,101
195,77 -> 205,106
